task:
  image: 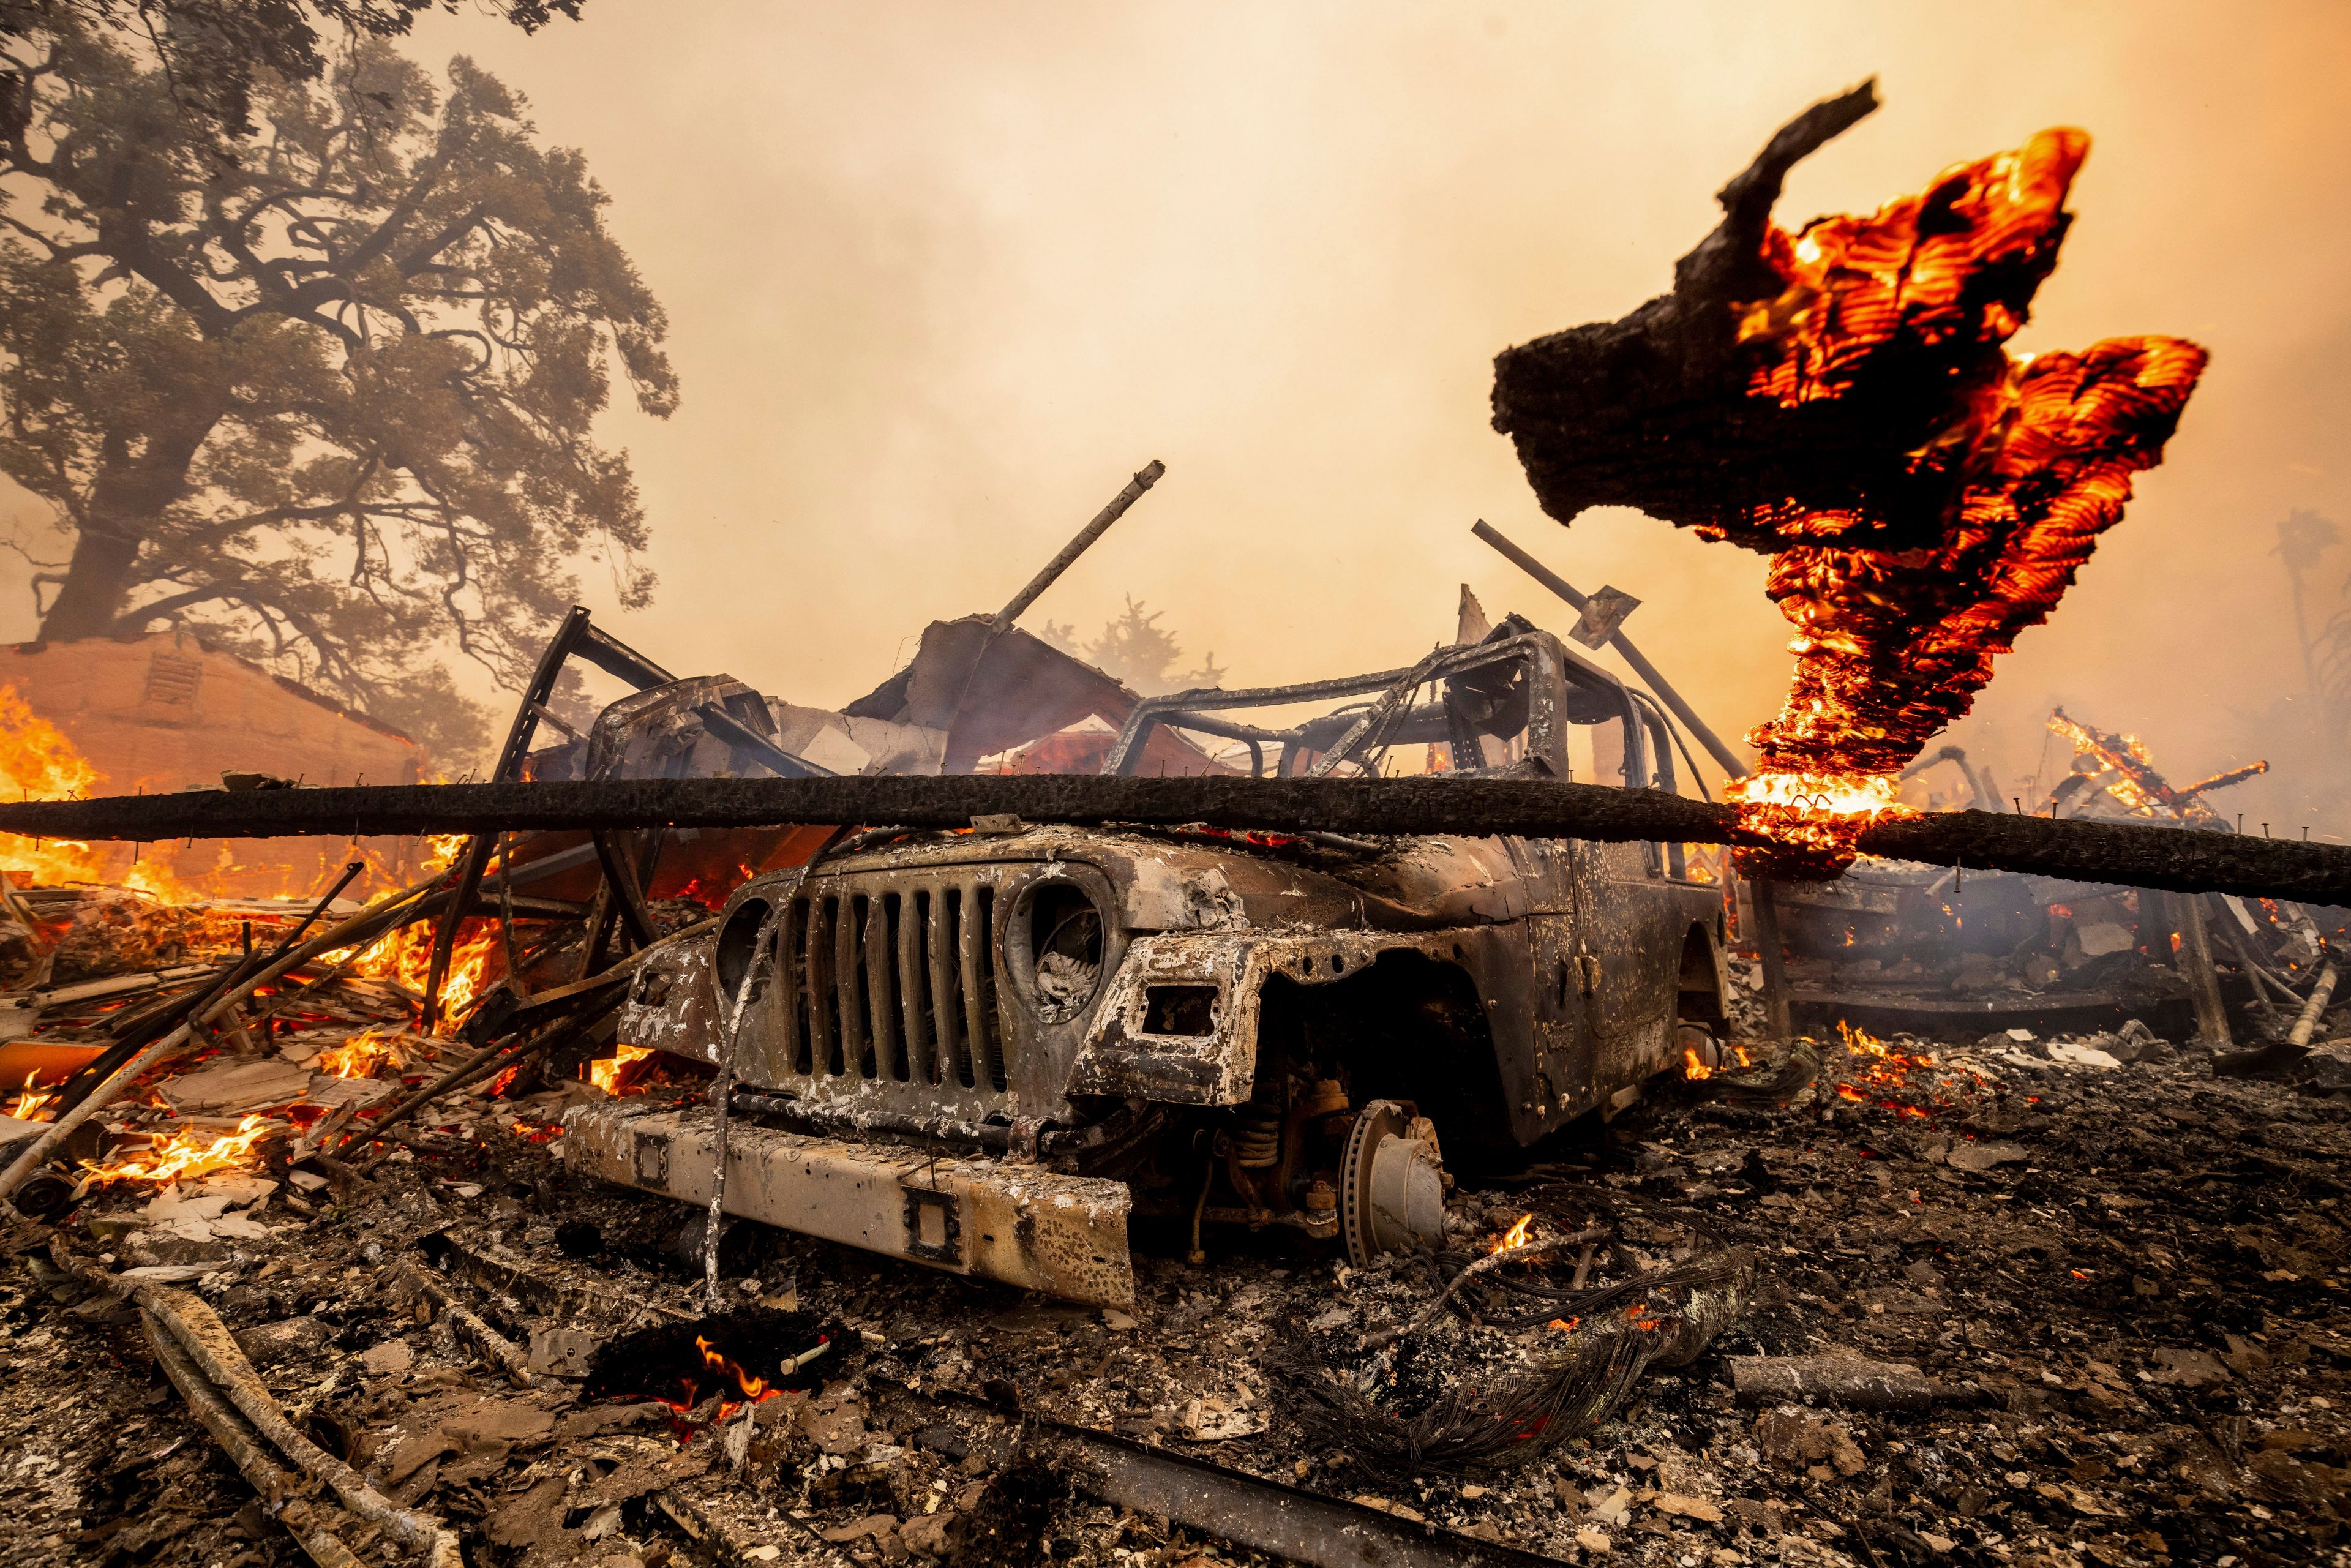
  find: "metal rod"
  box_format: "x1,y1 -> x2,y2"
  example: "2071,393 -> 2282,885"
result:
992,460 -> 1166,631
1472,520 -> 1748,780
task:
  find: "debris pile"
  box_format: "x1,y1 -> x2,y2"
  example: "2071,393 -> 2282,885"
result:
2,999 -> 2345,1567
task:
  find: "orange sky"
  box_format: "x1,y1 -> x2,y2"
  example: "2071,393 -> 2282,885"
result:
6,2 -> 2348,821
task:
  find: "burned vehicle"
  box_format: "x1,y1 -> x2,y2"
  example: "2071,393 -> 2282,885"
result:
565,619 -> 1730,1308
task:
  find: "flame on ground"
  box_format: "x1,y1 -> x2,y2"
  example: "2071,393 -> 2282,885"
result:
1682,1040 -> 1755,1081
336,918 -> 503,1034
0,681 -> 110,891
0,684 -> 469,904
317,1030 -> 406,1079
1488,1212 -> 1535,1255
80,1113 -> 271,1185
654,1334 -> 786,1424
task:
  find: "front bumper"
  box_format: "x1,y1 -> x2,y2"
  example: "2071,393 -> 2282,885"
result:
562,1100 -> 1136,1310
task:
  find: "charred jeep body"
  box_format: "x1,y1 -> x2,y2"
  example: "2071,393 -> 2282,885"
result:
566,625 -> 1728,1307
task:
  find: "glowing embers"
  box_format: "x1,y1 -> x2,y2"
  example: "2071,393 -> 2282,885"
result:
1827,1020 -> 1991,1122
80,1112 -> 272,1185
1725,770 -> 1913,879
2045,708 -> 2264,828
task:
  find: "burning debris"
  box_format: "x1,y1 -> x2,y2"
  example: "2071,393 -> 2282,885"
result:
1493,83 -> 2208,876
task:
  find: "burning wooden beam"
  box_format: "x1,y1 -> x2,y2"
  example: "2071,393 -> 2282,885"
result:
0,776 -> 2344,904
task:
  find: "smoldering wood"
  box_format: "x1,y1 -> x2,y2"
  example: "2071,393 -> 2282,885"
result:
4,775 -> 2350,904
1729,1355 -> 1940,1412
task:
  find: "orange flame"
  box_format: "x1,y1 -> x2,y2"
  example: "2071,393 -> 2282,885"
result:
0,682 -> 111,891
1726,769 -> 1915,878
4,1070 -> 61,1122
1722,132 -> 2207,874
80,1113 -> 272,1185
587,1042 -> 658,1096
1488,1212 -> 1535,1255
0,683 -> 466,905
336,918 -> 503,1034
316,1030 -> 405,1079
652,1334 -> 788,1424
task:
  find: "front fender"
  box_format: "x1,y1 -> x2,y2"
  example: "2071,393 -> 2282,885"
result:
1066,929 -> 1396,1105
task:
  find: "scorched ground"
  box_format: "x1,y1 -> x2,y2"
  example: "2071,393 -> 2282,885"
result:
5,991 -> 2349,1568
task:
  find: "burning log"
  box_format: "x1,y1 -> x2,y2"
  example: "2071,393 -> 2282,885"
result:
1,775 -> 2347,904
1491,83 -> 2207,876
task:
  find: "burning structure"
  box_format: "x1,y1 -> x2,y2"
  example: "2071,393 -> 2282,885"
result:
0,630 -> 435,900
1493,81 -> 2208,877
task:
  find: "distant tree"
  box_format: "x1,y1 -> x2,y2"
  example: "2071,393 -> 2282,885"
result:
1,2 -> 585,140
2277,507 -> 2341,701
0,21 -> 672,760
1073,595 -> 1223,696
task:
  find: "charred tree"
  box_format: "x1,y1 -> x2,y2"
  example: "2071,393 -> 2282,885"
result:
1492,82 -> 2205,790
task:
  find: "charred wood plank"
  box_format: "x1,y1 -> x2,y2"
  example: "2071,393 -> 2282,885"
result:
1,777 -> 2347,904
1730,1355 -> 1941,1412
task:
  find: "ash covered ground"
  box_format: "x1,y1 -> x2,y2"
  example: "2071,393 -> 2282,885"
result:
6,1014 -> 2350,1568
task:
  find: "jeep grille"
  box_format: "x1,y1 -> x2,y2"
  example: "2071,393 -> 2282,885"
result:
765,874 -> 1009,1107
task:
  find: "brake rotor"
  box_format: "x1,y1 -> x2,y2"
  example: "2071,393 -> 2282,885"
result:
1339,1098 -> 1447,1266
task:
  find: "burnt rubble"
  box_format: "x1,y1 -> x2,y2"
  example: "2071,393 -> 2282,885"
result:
6,943 -> 2351,1567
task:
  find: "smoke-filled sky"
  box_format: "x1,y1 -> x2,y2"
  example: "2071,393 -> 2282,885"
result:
8,1 -> 2349,820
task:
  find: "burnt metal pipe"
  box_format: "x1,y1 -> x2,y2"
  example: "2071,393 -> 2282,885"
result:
992,460 -> 1166,632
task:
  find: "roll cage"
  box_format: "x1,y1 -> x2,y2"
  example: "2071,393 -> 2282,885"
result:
1103,625 -> 1697,793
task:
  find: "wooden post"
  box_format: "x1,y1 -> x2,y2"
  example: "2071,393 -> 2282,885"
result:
2175,891 -> 2232,1048
2137,888 -> 2175,964
1746,878 -> 1794,1040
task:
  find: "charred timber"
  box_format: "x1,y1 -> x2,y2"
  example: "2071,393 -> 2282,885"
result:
1,778 -> 2347,904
